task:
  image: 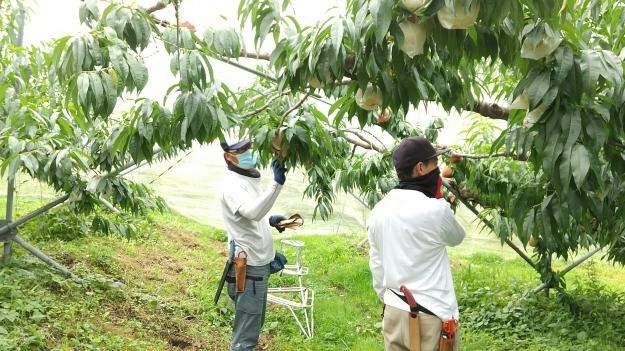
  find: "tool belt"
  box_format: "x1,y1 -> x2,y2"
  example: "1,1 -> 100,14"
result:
390,290 -> 436,316
395,286 -> 459,351
225,275 -> 263,294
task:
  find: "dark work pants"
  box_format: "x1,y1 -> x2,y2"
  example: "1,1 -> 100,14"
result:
227,264 -> 271,351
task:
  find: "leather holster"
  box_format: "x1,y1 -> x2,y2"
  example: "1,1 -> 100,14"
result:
233,251 -> 247,293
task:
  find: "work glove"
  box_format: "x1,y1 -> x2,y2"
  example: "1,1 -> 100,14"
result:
271,159 -> 286,185
269,215 -> 287,233
270,252 -> 288,274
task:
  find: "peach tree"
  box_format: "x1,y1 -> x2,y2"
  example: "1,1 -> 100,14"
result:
1,0 -> 624,291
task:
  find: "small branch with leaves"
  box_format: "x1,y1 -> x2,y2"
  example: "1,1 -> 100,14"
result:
277,92 -> 311,127
242,90 -> 291,119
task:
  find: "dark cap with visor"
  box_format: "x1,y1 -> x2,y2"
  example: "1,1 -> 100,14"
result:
220,138 -> 251,153
393,136 -> 450,173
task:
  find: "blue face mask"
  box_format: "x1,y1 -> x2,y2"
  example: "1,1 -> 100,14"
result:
236,150 -> 258,169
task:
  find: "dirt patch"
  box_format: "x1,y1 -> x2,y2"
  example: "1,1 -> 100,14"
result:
168,337 -> 193,349
116,248 -> 184,284
99,321 -> 136,339
54,251 -> 76,268
258,333 -> 277,350
156,224 -> 207,250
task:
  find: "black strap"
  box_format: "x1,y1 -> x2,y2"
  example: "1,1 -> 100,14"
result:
225,275 -> 263,283
390,290 -> 436,316
226,275 -> 264,294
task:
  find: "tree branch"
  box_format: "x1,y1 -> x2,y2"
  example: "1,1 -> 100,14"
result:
451,150 -> 528,161
244,87 -> 278,105
609,141 -> 625,151
146,1 -> 168,14
467,102 -> 510,120
344,134 -> 378,151
342,129 -> 386,153
242,90 -> 291,119
278,92 -> 311,126
240,51 -> 271,61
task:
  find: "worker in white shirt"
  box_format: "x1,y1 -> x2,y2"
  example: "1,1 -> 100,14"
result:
367,136 -> 466,351
219,138 -> 288,351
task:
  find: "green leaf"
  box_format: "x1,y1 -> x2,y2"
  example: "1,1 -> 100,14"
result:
370,0 -> 393,45
77,72 -> 90,111
567,189 -> 582,221
559,147 -> 572,192
72,37 -> 85,73
128,56 -> 149,91
571,144 -> 590,189
89,72 -> 104,116
7,156 -> 21,180
554,46 -> 573,84
101,72 -> 118,116
184,92 -> 199,122
331,19 -> 344,59
579,50 -> 602,91
526,72 -> 550,108
20,154 -> 39,174
564,110 -> 581,152
8,136 -> 23,154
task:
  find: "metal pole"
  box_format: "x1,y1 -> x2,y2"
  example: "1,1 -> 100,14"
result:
0,153 -> 156,278
13,236 -> 83,283
530,246 -> 603,295
16,3 -> 25,46
441,178 -> 539,271
118,147 -> 162,177
2,1 -> 26,264
0,195 -> 69,237
349,192 -> 370,209
97,197 -> 127,221
3,179 -> 15,263
0,153 -> 153,236
544,251 -> 551,297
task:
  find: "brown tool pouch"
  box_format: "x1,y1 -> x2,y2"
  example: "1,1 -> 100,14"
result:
408,312 -> 421,351
233,251 -> 247,293
439,334 -> 453,351
439,318 -> 458,351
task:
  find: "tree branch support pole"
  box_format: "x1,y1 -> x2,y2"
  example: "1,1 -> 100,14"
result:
441,179 -> 538,271
13,236 -> 83,283
0,153 -> 154,279
530,246 -> 604,295
97,197 -> 127,221
544,251 -> 552,297
3,2 -> 26,264
3,179 -> 15,264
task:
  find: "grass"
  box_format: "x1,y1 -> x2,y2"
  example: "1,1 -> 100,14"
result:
1,165 -> 625,350
1,208 -> 624,350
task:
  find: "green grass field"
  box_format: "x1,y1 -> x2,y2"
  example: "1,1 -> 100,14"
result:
1,155 -> 625,350
1,208 -> 624,350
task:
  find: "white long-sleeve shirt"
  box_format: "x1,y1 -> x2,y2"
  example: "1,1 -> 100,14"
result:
367,188 -> 465,320
220,171 -> 282,266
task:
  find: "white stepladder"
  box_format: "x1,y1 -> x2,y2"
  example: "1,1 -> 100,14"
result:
267,239 -> 315,338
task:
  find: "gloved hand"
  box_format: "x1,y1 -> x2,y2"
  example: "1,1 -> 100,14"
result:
271,159 -> 286,185
270,252 -> 288,274
269,215 -> 287,232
